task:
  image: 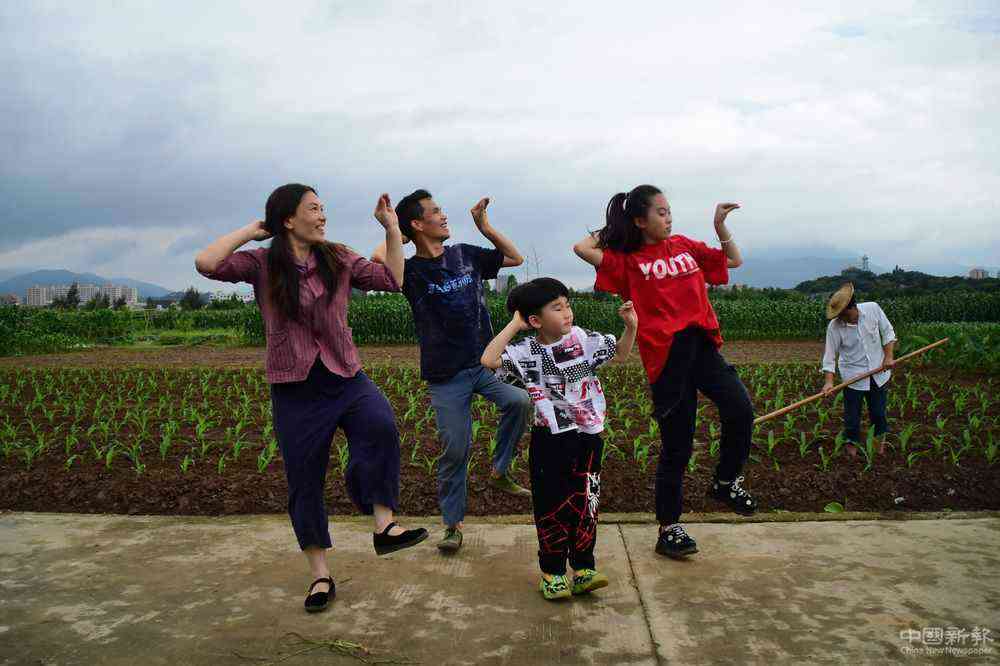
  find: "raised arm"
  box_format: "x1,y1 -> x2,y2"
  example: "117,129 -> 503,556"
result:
572,231 -> 603,268
481,311 -> 531,369
612,301 -> 638,363
714,203 -> 743,268
370,232 -> 409,265
372,194 -> 405,285
471,198 -> 523,267
195,221 -> 270,276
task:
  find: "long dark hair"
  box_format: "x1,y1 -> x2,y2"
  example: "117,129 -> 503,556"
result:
597,184 -> 663,254
264,184 -> 347,322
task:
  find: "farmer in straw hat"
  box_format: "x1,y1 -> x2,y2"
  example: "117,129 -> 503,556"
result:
821,283 -> 897,457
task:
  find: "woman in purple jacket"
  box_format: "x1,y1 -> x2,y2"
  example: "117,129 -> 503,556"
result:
196,184 -> 427,613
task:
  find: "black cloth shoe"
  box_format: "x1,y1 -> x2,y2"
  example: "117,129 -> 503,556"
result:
655,524 -> 699,559
304,576 -> 335,613
708,475 -> 758,515
373,522 -> 429,556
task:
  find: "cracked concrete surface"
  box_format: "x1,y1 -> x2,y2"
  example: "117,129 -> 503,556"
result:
1,513 -> 997,665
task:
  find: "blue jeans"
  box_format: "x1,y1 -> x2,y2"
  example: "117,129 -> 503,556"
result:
429,365 -> 531,527
843,383 -> 889,444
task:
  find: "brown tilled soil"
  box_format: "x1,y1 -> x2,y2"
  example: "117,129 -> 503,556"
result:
0,340 -> 825,369
1,348 -> 997,517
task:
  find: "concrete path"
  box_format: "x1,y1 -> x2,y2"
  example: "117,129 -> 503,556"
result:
1,513 -> 998,665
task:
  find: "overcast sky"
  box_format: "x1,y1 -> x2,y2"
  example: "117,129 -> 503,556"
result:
1,1 -> 997,290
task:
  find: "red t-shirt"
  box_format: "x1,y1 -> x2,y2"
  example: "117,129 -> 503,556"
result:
594,235 -> 729,384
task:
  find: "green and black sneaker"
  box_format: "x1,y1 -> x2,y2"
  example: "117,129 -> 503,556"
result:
539,574 -> 572,601
437,527 -> 463,553
489,472 -> 531,497
571,569 -> 609,595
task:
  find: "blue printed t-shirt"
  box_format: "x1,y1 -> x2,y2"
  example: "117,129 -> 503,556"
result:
402,243 -> 504,383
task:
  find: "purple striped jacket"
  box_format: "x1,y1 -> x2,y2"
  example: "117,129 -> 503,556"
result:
204,246 -> 399,383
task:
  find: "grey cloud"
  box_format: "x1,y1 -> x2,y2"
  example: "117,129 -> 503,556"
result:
1,1 -> 999,291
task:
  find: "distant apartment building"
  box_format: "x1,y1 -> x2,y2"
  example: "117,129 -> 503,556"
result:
26,285 -> 54,306
0,293 -> 20,305
968,268 -> 989,280
101,284 -> 140,304
25,283 -> 140,307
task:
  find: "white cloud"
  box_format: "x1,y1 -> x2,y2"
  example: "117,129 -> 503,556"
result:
1,0 -> 998,286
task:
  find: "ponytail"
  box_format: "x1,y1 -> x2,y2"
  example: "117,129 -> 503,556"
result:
597,184 -> 662,254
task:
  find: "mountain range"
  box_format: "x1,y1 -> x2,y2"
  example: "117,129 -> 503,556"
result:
0,256 -> 993,298
0,270 -> 172,299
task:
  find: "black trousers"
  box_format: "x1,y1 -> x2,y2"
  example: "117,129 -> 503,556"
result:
529,427 -> 604,576
843,383 -> 889,444
650,327 -> 754,525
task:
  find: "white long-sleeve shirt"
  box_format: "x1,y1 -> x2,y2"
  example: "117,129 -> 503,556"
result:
822,301 -> 897,391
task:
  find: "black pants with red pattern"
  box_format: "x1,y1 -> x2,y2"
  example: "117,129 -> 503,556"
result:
529,427 -> 604,576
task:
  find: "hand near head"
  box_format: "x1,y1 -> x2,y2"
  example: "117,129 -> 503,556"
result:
470,197 -> 491,231
373,193 -> 399,231
618,300 -> 638,328
714,202 -> 740,227
511,310 -> 533,332
246,220 -> 271,242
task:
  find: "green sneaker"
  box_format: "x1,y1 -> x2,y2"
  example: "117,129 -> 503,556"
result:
489,472 -> 531,497
437,527 -> 463,552
539,574 -> 572,601
571,569 -> 609,595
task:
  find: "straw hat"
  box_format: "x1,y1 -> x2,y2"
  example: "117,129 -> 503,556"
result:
826,283 -> 855,319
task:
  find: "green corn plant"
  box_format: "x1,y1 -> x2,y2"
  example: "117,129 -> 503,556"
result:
857,427 -> 877,472
816,446 -> 832,472
63,429 -> 80,457
336,440 -> 349,474
897,423 -> 917,455
686,451 -> 699,474
984,433 -> 998,466
766,431 -> 778,457
159,422 -> 178,460
257,437 -> 278,473
833,433 -> 845,458
798,431 -> 810,458
105,441 -> 121,469
906,450 -> 929,468
421,453 -> 440,475
948,443 -> 970,467
783,412 -> 797,434
22,440 -> 44,469
180,454 -> 194,473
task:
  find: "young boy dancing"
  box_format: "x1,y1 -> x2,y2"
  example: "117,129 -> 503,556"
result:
481,278 -> 637,600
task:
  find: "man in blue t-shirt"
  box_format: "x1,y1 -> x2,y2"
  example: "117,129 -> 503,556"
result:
372,189 -> 531,552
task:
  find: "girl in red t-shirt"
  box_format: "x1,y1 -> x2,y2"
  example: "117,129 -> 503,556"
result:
573,184 -> 758,560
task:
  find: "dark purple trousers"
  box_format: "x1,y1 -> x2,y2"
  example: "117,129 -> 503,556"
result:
270,359 -> 401,550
